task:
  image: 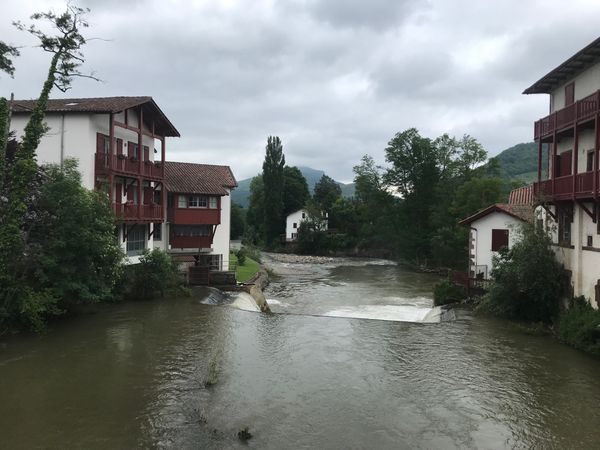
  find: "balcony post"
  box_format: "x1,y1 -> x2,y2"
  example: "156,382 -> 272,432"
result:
573,123 -> 579,198
537,139 -> 542,186
138,106 -> 143,176
552,131 -> 557,196
137,177 -> 142,220
595,113 -> 599,202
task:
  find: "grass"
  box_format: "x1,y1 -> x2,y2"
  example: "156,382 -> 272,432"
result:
229,252 -> 260,283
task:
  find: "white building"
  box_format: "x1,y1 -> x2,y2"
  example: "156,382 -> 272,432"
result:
285,209 -> 328,241
10,97 -> 179,263
524,36 -> 600,304
459,203 -> 532,280
159,162 -> 237,271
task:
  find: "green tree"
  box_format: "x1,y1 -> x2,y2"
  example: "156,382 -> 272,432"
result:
0,41 -> 19,77
313,174 -> 341,212
482,223 -> 566,323
230,202 -> 246,239
283,165 -> 309,216
262,136 -> 285,246
245,175 -> 265,244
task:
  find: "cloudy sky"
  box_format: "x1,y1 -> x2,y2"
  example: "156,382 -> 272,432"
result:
2,0 -> 600,182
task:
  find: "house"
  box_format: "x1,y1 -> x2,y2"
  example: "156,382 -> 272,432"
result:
159,161 -> 237,271
285,209 -> 328,241
459,193 -> 533,280
524,36 -> 600,304
9,96 -> 180,262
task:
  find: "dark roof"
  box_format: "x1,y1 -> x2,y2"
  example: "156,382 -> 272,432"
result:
12,96 -> 180,137
523,36 -> 600,94
164,161 -> 237,196
459,204 -> 533,226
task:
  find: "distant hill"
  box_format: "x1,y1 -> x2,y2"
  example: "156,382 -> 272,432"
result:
232,166 -> 355,208
489,142 -> 547,183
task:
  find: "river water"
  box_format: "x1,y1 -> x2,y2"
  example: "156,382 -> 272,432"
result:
1,257 -> 600,449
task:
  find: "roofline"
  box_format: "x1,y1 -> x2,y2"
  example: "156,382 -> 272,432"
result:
165,161 -> 238,188
459,204 -> 526,226
523,36 -> 600,94
146,98 -> 180,137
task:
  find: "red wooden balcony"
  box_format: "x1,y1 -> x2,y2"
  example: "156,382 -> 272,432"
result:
95,153 -> 164,180
169,235 -> 213,249
113,203 -> 163,222
534,91 -> 600,140
533,172 -> 598,200
168,207 -> 221,225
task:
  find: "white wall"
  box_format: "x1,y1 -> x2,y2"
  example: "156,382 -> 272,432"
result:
468,212 -> 524,279
551,61 -> 600,112
213,190 -> 231,270
286,210 -> 305,240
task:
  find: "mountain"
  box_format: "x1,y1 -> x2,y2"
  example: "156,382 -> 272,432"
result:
490,142 -> 547,183
231,166 -> 355,207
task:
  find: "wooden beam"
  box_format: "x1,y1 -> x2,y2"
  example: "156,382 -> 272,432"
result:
577,200 -> 595,221
113,120 -> 162,139
541,203 -> 557,221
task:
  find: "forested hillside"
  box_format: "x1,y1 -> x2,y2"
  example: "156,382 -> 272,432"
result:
489,142 -> 547,183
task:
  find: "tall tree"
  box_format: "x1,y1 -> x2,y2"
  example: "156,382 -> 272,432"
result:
283,165 -> 309,216
245,175 -> 265,244
0,41 -> 19,77
313,174 -> 341,212
262,136 -> 285,246
230,203 -> 246,240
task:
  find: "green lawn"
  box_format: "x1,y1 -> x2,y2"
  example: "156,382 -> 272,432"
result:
229,252 -> 261,283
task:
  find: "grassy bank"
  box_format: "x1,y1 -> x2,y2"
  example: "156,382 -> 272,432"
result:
229,253 -> 261,283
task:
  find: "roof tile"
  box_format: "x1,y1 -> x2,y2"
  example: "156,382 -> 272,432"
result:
164,161 -> 237,196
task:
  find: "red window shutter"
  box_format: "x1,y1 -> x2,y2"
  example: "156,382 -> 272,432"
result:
116,138 -> 123,155
561,150 -> 572,177
491,229 -> 509,251
96,133 -> 104,153
128,141 -> 138,158
115,183 -> 123,204
565,82 -> 575,106
143,146 -> 149,161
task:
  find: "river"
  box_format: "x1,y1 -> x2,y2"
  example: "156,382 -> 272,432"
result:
1,256 -> 600,449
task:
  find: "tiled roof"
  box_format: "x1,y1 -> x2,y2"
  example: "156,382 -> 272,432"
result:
508,185 -> 534,205
12,96 -> 180,137
523,36 -> 600,94
459,203 -> 533,226
164,161 -> 237,196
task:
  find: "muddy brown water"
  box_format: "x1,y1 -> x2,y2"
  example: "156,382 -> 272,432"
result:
1,258 -> 600,449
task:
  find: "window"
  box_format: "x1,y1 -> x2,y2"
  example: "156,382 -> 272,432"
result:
178,195 -> 186,208
588,150 -> 595,172
126,226 -> 146,256
491,229 -> 509,251
558,206 -> 572,245
587,235 -> 593,247
128,142 -> 139,159
302,212 -> 306,219
153,223 -> 162,241
188,195 -> 208,208
173,225 -> 211,237
565,82 -> 575,106
293,222 -> 297,229
209,197 -> 218,209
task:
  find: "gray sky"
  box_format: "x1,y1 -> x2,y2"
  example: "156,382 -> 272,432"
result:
2,0 -> 600,182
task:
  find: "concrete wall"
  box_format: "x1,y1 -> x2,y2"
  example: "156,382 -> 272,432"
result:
468,212 -> 524,279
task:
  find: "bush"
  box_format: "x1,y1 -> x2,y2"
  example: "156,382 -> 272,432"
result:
557,297 -> 600,356
123,249 -> 187,299
480,223 -> 566,323
236,248 -> 247,266
433,280 -> 466,306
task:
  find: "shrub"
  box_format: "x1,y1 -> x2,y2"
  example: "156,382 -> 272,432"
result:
480,223 -> 566,323
124,249 -> 186,299
557,297 -> 600,356
236,248 -> 247,266
433,280 -> 466,306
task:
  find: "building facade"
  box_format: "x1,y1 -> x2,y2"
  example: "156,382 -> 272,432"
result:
10,97 -> 180,263
159,162 -> 237,270
285,209 -> 328,242
525,36 -> 600,304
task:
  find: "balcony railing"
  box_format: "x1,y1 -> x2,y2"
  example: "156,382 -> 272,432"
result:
533,171 -> 599,200
169,235 -> 213,249
534,91 -> 600,140
113,203 -> 163,222
95,153 -> 164,180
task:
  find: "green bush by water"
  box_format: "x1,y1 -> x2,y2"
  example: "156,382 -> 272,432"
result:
557,297 -> 600,356
433,280 -> 466,306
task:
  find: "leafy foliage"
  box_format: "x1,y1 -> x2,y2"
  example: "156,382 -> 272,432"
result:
480,224 -> 566,323
230,202 -> 246,239
557,297 -> 600,356
262,136 -> 285,246
0,41 -> 19,77
283,166 -> 309,216
313,174 -> 341,212
433,280 -> 466,306
124,249 -> 185,299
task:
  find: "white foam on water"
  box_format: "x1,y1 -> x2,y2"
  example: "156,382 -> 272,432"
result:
322,304 -> 440,323
266,299 -> 282,305
230,293 -> 261,312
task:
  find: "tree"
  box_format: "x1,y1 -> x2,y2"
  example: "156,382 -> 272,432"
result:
262,136 -> 285,246
0,41 -> 19,77
283,165 -> 309,216
230,202 -> 246,239
245,175 -> 265,244
313,174 -> 341,212
482,223 -> 566,323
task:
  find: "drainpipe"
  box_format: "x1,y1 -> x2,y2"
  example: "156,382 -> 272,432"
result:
59,113 -> 65,169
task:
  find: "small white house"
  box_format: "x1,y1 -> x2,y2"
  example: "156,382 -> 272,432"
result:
459,204 -> 532,280
285,209 -> 328,241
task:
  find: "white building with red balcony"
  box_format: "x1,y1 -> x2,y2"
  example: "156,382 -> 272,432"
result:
159,162 -> 237,271
525,36 -> 600,304
10,97 -> 179,262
